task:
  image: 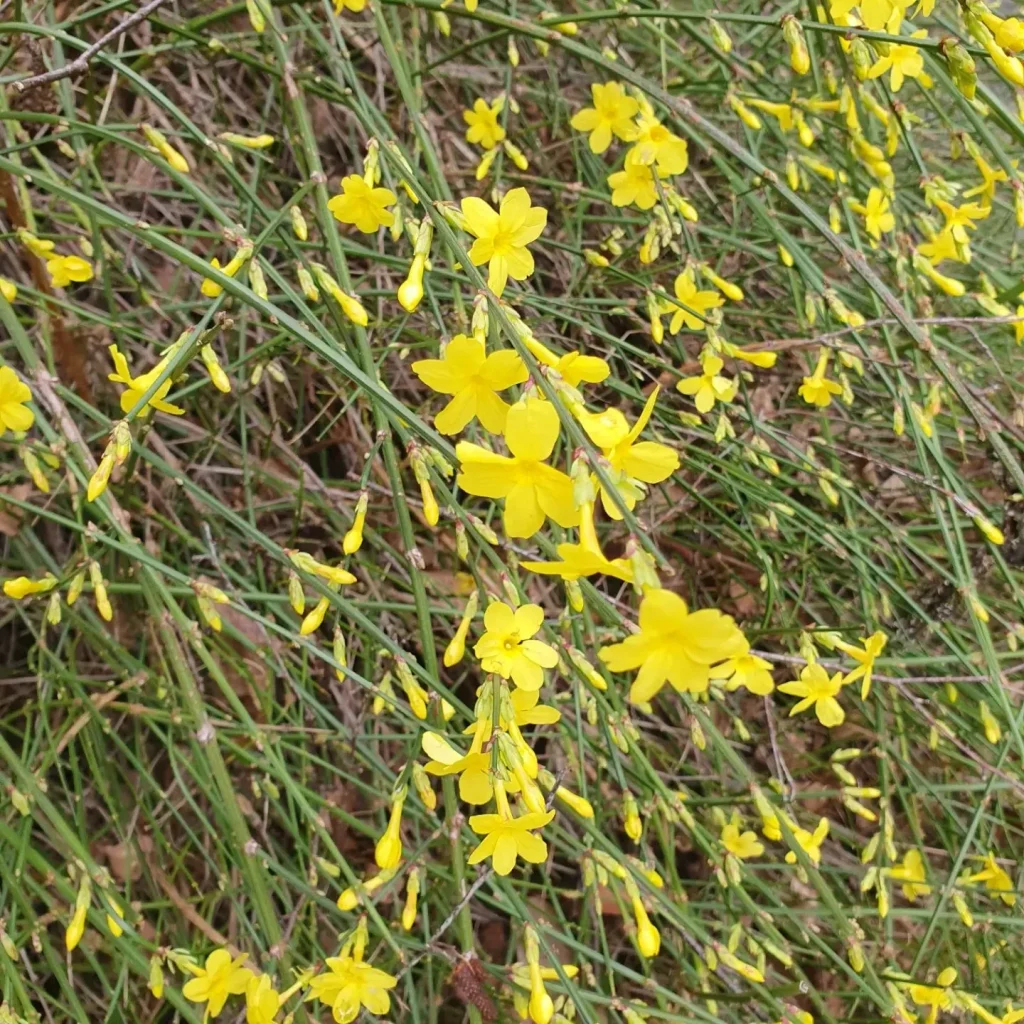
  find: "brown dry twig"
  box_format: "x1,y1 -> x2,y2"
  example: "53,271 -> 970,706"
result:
13,0 -> 172,92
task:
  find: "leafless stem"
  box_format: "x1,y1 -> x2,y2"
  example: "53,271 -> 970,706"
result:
13,0 -> 172,92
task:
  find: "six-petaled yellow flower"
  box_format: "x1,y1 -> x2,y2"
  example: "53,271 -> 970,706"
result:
328,175 -> 397,233
306,953 -> 398,1023
474,600 -> 558,692
721,813 -> 764,859
666,268 -> 724,333
0,366 -> 34,435
468,807 -> 555,875
778,662 -> 846,727
412,334 -> 527,435
599,589 -> 747,705
182,949 -> 254,1021
461,187 -> 547,296
46,254 -> 93,288
108,345 -> 185,417
676,354 -> 737,414
570,81 -> 639,153
464,97 -> 506,150
456,397 -> 578,538
849,187 -> 895,239
608,150 -> 663,210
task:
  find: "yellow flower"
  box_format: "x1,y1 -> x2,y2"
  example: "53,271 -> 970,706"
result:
665,267 -> 724,333
709,651 -> 775,695
519,542 -> 634,582
456,397 -> 579,538
422,730 -> 494,804
3,573 -> 58,600
833,630 -> 887,699
798,348 -> 843,408
588,387 -> 679,519
569,81 -> 639,154
182,949 -> 254,1021
857,0 -> 904,31
411,334 -> 527,435
784,816 -> 829,865
962,851 -> 1016,906
0,276 -> 18,302
963,151 -> 1008,204
554,351 -> 610,387
245,975 -> 280,1024
46,254 -> 93,288
676,354 -> 736,414
778,662 -> 846,727
107,345 -> 185,417
306,955 -> 397,1023
328,175 -> 397,233
598,589 -> 747,704
745,98 -> 795,131
887,848 -> 932,900
468,808 -> 555,875
630,113 -> 689,175
867,31 -> 927,90
721,813 -> 764,859
464,97 -> 506,150
0,366 -> 34,435
935,199 -> 989,245
908,968 -> 958,1024
473,601 -> 557,692
849,187 -> 895,239
461,187 -> 547,296
333,0 -> 366,12
608,150 -> 662,210
916,227 -> 962,266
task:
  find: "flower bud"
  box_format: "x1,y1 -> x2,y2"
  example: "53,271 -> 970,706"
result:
344,491 -> 369,554
782,16 -> 810,75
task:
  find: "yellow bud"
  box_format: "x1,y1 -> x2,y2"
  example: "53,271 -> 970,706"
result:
778,243 -> 794,267
729,94 -> 762,130
297,264 -> 319,301
245,0 -> 266,32
0,276 -> 17,303
701,264 -> 744,302
412,763 -> 436,811
623,790 -> 642,841
105,896 -> 124,937
555,785 -> 594,818
149,957 -> 165,999
419,477 -> 439,526
66,898 -> 88,952
89,561 -> 112,621
375,796 -> 405,869
402,870 -> 420,931
974,515 -> 1005,545
632,898 -> 660,958
201,345 -> 232,393
288,571 -> 305,615
344,491 -> 369,554
398,253 -> 426,312
783,16 -> 810,75
336,289 -> 368,326
244,260 -> 267,303
290,205 -> 309,241
300,595 -> 330,635
140,123 -> 190,174
337,887 -> 359,911
503,139 -> 529,171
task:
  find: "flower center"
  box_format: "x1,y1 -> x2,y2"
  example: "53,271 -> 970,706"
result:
492,229 -> 513,254
502,634 -> 520,652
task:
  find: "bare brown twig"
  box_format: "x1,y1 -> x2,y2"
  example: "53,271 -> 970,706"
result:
13,0 -> 172,92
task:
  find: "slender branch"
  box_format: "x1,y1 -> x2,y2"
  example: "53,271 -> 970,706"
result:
12,0 -> 171,92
